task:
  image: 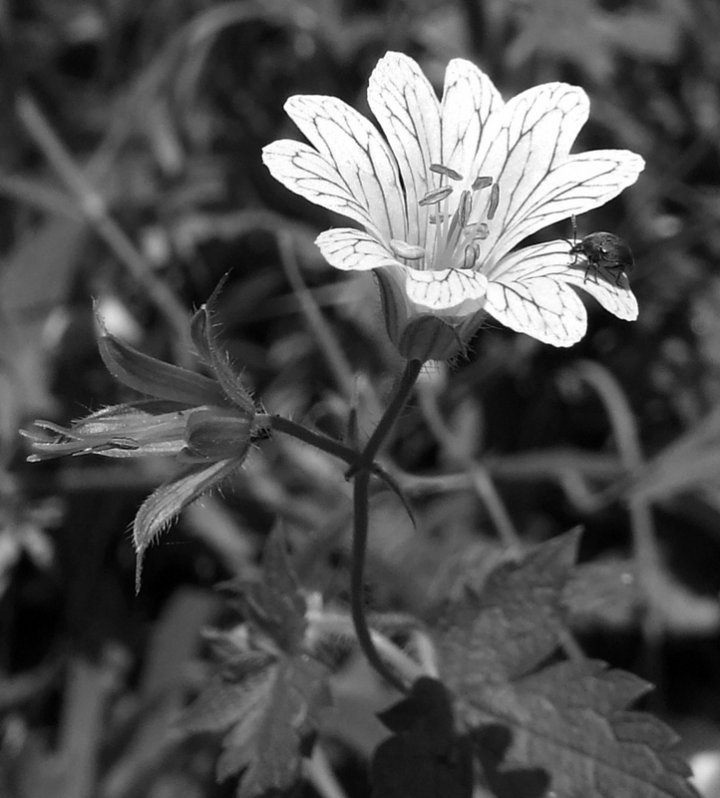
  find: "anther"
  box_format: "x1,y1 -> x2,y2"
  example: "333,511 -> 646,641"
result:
472,175 -> 493,191
419,185 -> 454,206
390,239 -> 426,260
458,191 -> 473,228
462,243 -> 480,269
474,222 -> 490,240
487,184 -> 500,220
430,163 -> 463,181
428,213 -> 446,225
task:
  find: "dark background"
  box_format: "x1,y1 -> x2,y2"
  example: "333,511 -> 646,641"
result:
2,0 -> 720,796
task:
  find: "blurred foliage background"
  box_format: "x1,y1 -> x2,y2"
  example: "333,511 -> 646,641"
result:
3,0 -> 720,796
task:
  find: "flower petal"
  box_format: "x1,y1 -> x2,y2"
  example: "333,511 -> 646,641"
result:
440,58 -> 504,191
474,83 -> 590,258
486,240 -> 638,346
315,228 -> 400,272
367,52 -> 441,247
262,139 -> 384,237
404,265 -> 488,311
494,150 -> 645,259
485,244 -> 588,346
551,240 -> 638,320
281,95 -> 407,241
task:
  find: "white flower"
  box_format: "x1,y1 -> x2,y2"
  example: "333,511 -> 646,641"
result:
262,51 -> 644,354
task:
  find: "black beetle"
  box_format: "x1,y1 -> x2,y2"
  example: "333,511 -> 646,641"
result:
569,228 -> 634,287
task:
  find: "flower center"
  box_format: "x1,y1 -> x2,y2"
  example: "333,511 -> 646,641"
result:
390,164 -> 499,271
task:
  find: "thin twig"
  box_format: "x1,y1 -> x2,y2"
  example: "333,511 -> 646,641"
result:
278,231 -> 356,398
417,382 -> 521,548
571,361 -> 666,664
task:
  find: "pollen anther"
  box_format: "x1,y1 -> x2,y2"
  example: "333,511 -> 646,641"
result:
419,186 -> 454,206
463,244 -> 481,269
487,184 -> 500,220
474,223 -> 490,240
390,239 -> 426,260
472,175 -> 493,191
429,163 -> 464,181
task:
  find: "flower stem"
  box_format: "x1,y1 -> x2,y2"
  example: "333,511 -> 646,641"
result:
351,469 -> 406,693
348,358 -> 423,693
262,415 -> 357,464
346,359 -> 423,478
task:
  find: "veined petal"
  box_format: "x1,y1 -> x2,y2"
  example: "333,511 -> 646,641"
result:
262,140 -> 385,238
440,58 -> 504,194
486,240 -> 637,346
404,265 -> 488,311
367,52 -> 441,248
486,246 -> 588,346
542,239 -> 638,320
315,228 -> 400,272
472,83 -> 590,259
283,95 -> 407,241
493,150 -> 645,259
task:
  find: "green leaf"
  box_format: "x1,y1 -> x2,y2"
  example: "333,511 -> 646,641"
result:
179,653 -> 276,734
432,534 -> 699,798
225,530 -> 309,654
98,332 -> 227,406
180,654 -> 331,798
436,531 -> 580,689
468,661 -> 698,798
133,456 -> 244,592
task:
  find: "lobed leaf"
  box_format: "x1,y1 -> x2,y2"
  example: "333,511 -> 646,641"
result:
436,530 -> 580,688
431,533 -> 699,798
465,660 -> 698,798
181,653 -> 330,798
226,530 -> 309,654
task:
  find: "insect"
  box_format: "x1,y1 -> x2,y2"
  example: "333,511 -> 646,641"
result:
568,217 -> 634,286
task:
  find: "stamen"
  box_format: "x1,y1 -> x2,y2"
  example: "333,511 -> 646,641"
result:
430,163 -> 463,181
419,185 -> 454,206
487,184 -> 500,220
458,191 -> 473,228
390,239 -> 426,260
472,175 -> 493,191
428,213 -> 446,225
474,222 -> 490,240
462,243 -> 480,269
